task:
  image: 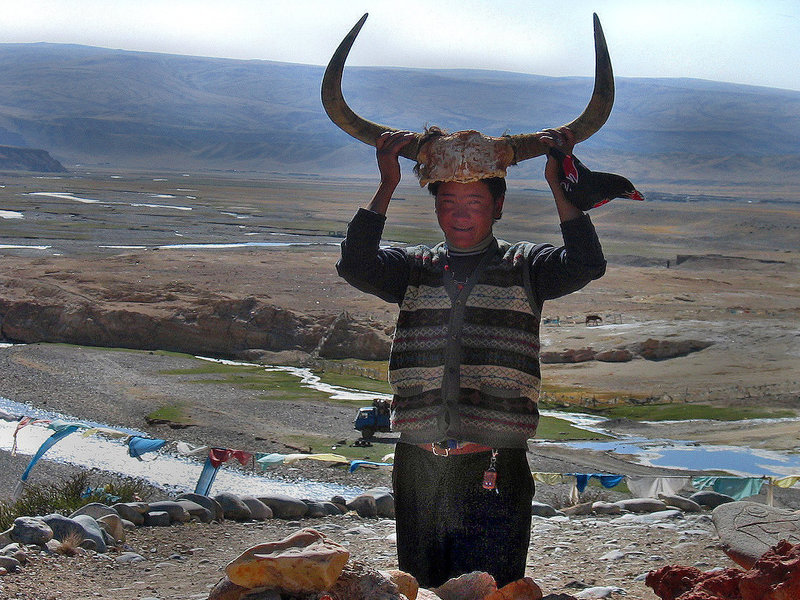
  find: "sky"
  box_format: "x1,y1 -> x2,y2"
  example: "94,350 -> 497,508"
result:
4,0 -> 800,92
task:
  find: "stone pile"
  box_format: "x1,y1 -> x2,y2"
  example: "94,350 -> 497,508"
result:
208,528 -> 559,600
0,487 -> 395,577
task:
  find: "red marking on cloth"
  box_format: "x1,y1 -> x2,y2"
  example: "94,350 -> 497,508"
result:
627,190 -> 645,201
562,155 -> 579,184
208,448 -> 253,468
592,198 -> 612,209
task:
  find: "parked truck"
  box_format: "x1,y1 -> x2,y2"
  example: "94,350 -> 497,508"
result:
353,399 -> 391,439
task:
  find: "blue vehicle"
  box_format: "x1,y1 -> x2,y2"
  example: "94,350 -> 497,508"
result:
353,399 -> 391,439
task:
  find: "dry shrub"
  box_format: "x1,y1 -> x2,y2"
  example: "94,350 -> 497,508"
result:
55,531 -> 86,557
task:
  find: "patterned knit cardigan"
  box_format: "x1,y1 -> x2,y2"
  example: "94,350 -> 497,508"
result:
389,239 -> 546,449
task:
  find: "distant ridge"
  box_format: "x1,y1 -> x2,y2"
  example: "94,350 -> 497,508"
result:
0,42 -> 798,194
0,145 -> 66,172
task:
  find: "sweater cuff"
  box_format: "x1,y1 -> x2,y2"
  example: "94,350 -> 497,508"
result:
559,212 -> 592,235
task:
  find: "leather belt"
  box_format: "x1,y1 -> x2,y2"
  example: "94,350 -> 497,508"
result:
418,441 -> 493,456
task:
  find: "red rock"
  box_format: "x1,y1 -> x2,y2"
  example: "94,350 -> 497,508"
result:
740,540 -> 800,600
484,577 -> 543,600
645,565 -> 743,600
646,540 -> 800,600
434,571 -> 497,600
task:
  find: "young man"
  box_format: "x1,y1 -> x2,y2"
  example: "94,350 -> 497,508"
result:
336,127 -> 606,587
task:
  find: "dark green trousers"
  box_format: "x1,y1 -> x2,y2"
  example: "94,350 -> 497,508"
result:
392,442 -> 534,588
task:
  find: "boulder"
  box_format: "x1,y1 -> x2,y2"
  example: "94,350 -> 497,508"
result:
0,555 -> 21,573
647,541 -> 800,600
713,501 -> 800,568
363,488 -> 395,518
592,501 -> 623,515
561,502 -> 594,516
257,494 -> 309,519
143,511 -> 172,527
148,500 -> 191,523
302,500 -> 329,519
630,338 -> 713,361
214,493 -> 252,522
10,517 -> 53,545
321,501 -> 344,516
176,499 -> 214,523
381,569 -> 419,600
531,501 -> 561,518
690,490 -> 736,509
70,515 -> 108,552
613,498 -> 668,513
70,502 -> 117,521
594,348 -> 634,362
328,560 -> 405,600
434,571 -> 497,600
112,502 -> 147,526
240,496 -> 273,521
659,494 -> 702,513
484,578 -> 543,600
207,577 -> 251,600
41,513 -> 107,553
739,539 -> 800,599
540,348 -> 596,364
177,493 -> 225,522
346,494 -> 378,518
225,528 -> 349,593
97,514 -> 125,543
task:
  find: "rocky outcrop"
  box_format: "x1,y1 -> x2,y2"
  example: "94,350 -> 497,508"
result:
0,286 -> 391,360
628,338 -> 714,361
0,145 -> 67,173
540,339 -> 712,365
315,311 -> 392,360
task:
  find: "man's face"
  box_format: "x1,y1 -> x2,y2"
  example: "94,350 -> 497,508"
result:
435,181 -> 503,249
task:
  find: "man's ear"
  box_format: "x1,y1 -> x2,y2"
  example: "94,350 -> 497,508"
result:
494,195 -> 505,221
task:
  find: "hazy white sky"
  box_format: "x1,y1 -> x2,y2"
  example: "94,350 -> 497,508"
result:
5,0 -> 800,91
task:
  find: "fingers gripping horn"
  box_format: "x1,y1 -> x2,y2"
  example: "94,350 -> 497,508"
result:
321,13 -> 422,160
508,13 -> 615,163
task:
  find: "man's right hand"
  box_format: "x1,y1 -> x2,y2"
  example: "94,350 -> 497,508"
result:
376,130 -> 415,188
367,131 -> 416,216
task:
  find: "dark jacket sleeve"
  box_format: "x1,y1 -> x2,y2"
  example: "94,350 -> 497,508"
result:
530,213 -> 606,305
335,208 -> 410,305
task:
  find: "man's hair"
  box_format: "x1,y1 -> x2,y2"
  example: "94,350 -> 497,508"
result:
427,177 -> 507,220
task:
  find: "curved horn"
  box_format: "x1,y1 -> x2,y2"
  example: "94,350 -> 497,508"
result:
508,13 -> 615,163
321,13 -> 422,160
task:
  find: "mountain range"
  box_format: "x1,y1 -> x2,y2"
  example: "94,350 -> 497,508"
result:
0,43 -> 799,196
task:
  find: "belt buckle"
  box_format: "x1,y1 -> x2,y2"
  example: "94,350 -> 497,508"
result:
432,440 -> 450,457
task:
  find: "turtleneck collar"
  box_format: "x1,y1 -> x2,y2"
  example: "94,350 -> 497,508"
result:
446,234 -> 496,256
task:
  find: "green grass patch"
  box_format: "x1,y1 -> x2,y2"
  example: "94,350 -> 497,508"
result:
145,404 -> 194,426
535,415 -> 611,441
281,434 -> 394,463
584,403 -> 795,422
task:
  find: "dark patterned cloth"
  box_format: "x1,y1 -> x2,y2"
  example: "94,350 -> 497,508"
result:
393,442 -> 534,588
